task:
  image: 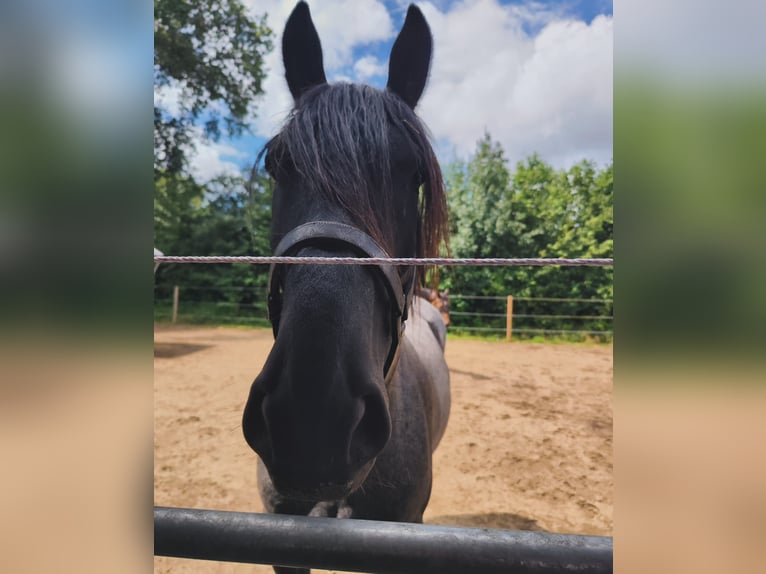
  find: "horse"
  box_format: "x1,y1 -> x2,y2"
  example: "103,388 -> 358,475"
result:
242,3 -> 450,572
417,287 -> 451,327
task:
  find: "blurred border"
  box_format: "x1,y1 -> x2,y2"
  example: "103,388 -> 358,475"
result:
1,0 -> 765,573
616,0 -> 766,572
0,1 -> 153,573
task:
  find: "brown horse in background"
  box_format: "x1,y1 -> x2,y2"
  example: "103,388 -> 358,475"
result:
417,287 -> 450,327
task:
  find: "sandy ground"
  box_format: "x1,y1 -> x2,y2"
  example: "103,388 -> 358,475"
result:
154,326 -> 612,573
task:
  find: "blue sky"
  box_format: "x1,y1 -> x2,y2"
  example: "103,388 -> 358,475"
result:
155,0 -> 613,181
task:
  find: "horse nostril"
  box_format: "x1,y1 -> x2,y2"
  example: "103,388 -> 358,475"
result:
350,394 -> 391,465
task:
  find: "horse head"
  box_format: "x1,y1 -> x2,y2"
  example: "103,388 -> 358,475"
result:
418,287 -> 451,326
242,2 -> 447,501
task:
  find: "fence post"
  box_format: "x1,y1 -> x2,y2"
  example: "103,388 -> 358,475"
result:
506,295 -> 513,342
172,286 -> 179,324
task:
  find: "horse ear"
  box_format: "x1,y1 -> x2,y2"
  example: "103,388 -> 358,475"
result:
283,1 -> 327,100
386,5 -> 432,108
443,288 -> 449,296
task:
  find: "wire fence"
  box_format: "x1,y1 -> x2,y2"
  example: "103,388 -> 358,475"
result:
454,295 -> 613,303
153,283 -> 613,342
448,292 -> 612,341
154,255 -> 613,267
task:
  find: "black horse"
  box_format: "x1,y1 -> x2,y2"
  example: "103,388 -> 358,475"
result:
242,4 -> 450,571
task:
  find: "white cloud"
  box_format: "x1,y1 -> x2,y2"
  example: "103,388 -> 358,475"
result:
505,1 -> 567,30
416,0 -> 613,168
311,0 -> 394,70
354,55 -> 387,80
249,48 -> 294,139
154,80 -> 184,117
154,82 -> 250,182
185,128 -> 248,182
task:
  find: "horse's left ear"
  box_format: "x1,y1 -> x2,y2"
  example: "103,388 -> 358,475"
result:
387,5 -> 432,108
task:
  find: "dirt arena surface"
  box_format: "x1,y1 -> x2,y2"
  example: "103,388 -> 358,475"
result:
154,326 -> 612,574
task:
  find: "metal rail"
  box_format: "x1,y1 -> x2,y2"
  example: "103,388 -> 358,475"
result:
155,506 -> 613,574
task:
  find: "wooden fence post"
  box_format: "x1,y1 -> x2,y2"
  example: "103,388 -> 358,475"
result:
506,295 -> 513,342
172,285 -> 179,324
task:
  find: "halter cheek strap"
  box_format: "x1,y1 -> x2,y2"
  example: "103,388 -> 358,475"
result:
267,221 -> 415,384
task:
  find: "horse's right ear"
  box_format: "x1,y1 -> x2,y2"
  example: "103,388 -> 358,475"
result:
283,2 -> 327,100
387,5 -> 432,108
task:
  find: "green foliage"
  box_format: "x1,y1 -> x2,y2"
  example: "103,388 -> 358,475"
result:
154,172 -> 274,314
444,133 -> 613,339
154,0 -> 273,176
153,0 -> 275,320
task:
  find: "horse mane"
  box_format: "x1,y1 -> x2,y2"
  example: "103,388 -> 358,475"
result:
261,82 -> 448,279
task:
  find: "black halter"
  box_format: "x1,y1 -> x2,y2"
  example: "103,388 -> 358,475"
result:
267,221 -> 416,384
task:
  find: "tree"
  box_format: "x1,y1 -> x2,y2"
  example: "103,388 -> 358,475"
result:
154,172 -> 275,324
154,173 -> 205,251
444,134 -> 520,319
449,133 -> 512,258
153,0 -> 275,325
442,133 -> 613,336
522,160 -> 613,332
154,0 -> 273,177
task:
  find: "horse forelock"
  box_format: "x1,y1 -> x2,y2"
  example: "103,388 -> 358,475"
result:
262,82 -> 448,271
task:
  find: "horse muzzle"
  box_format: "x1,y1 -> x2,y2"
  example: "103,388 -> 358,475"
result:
242,376 -> 390,501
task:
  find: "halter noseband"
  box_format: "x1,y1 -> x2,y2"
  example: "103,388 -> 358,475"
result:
267,221 -> 415,384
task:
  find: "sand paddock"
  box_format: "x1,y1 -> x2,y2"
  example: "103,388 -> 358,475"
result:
154,325 -> 612,573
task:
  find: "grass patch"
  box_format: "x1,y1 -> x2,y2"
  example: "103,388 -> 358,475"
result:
155,302 -> 612,345
154,301 -> 270,329
447,330 -> 612,345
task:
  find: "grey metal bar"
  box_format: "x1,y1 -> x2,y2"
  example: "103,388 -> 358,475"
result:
155,506 -> 612,574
